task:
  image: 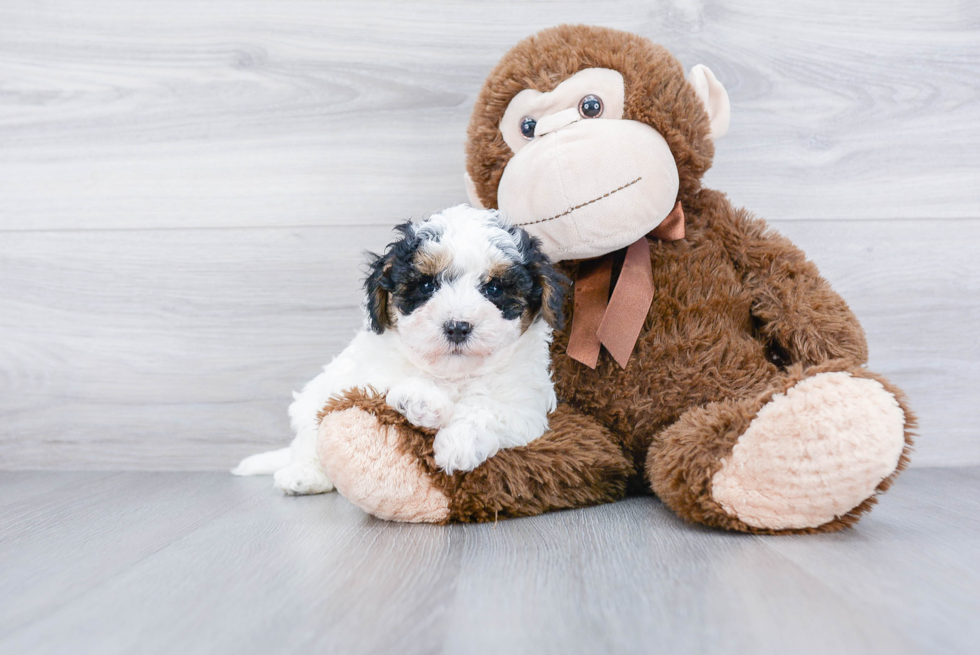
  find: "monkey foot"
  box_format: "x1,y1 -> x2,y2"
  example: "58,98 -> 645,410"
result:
711,371 -> 908,531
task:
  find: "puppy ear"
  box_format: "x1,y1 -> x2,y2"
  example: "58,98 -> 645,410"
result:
535,256 -> 570,331
513,228 -> 569,330
364,251 -> 395,333
364,220 -> 421,333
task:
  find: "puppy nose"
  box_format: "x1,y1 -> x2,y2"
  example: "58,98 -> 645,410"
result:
444,320 -> 473,344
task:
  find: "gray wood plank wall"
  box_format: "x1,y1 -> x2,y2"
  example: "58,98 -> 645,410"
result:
1,1 -> 978,469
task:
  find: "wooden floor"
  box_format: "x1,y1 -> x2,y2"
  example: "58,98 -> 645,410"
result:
1,467 -> 977,654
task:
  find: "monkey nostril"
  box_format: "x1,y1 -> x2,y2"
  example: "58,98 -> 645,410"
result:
444,320 -> 473,344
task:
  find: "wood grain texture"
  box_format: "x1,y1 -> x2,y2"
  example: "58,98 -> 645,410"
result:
774,219 -> 980,466
0,473 -> 267,639
0,468 -> 977,654
0,225 -> 392,469
1,1 -> 977,469
2,219 -> 977,469
0,0 -> 978,230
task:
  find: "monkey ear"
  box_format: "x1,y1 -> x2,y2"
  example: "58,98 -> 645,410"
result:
688,64 -> 731,139
463,171 -> 487,209
364,252 -> 395,333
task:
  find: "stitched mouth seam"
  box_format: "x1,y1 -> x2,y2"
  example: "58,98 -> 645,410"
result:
515,176 -> 643,227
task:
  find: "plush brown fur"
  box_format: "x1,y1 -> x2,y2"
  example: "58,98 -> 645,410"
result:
321,389 -> 633,523
466,24 -> 714,211
548,187 -> 875,469
319,25 -> 915,532
647,360 -> 916,534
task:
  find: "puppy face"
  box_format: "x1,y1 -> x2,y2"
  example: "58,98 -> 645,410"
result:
365,205 -> 567,368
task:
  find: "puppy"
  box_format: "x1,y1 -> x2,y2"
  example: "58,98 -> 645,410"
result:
233,205 -> 567,495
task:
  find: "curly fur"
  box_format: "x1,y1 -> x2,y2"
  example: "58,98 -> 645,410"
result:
316,25 -> 914,533
235,206 -> 566,489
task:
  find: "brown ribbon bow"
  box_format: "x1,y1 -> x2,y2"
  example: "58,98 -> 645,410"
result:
566,201 -> 686,369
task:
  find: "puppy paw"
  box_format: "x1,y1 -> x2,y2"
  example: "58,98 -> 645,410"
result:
273,463 -> 335,495
433,422 -> 499,474
386,381 -> 454,430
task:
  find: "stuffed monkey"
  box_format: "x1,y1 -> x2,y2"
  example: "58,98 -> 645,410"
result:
317,25 -> 914,533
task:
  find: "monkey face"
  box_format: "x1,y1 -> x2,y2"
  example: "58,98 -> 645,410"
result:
495,68 -> 680,261
464,26 -> 731,263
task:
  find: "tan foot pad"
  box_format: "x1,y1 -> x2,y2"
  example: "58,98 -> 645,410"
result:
712,372 -> 906,530
318,407 -> 450,523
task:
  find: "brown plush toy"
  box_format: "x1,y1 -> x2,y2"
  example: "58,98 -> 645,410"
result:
317,25 -> 915,533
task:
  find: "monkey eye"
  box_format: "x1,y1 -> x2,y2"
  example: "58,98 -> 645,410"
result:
578,95 -> 603,118
520,116 -> 537,140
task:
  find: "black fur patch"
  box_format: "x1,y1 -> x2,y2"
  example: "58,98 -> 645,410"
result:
506,226 -> 570,330
365,218 -> 568,334
482,263 -> 536,321
364,221 -> 440,333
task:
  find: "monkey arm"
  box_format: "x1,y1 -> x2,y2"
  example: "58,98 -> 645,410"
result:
318,389 -> 634,523
719,203 -> 869,367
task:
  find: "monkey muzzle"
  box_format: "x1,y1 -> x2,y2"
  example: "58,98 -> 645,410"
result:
497,118 -> 680,262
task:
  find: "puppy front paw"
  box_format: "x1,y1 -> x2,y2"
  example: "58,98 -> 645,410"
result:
386,382 -> 454,430
273,463 -> 334,495
433,422 -> 499,475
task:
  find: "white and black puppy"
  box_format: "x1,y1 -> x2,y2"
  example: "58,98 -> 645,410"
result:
233,205 -> 567,495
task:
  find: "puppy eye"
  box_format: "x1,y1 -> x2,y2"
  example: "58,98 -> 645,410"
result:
578,95 -> 603,118
483,281 -> 504,299
520,116 -> 536,140
418,278 -> 436,295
